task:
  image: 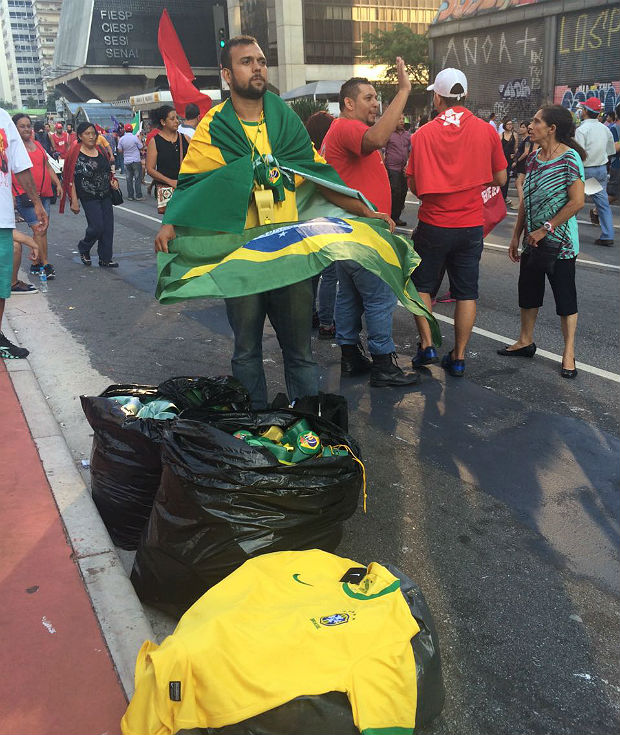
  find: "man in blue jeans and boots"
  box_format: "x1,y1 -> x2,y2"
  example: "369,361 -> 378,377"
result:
575,97 -> 616,247
406,68 -> 507,376
322,60 -> 419,387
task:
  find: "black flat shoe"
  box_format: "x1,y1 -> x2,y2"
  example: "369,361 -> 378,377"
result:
79,252 -> 91,266
497,343 -> 536,357
561,363 -> 578,379
99,260 -> 119,268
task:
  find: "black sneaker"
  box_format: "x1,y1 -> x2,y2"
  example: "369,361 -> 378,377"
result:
341,343 -> 372,376
98,260 -> 119,268
79,252 -> 92,266
370,353 -> 419,387
43,263 -> 55,280
0,332 -> 29,359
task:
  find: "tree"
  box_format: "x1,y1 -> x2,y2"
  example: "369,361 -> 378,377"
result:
364,24 -> 429,89
25,96 -> 38,108
288,98 -> 328,123
0,99 -> 14,109
46,90 -> 60,112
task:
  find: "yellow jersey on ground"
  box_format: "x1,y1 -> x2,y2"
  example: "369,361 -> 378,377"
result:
122,550 -> 419,735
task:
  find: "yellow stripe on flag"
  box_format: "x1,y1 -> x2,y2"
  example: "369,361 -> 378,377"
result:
180,220 -> 400,280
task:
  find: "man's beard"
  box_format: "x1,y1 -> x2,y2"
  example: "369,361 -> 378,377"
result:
230,75 -> 266,100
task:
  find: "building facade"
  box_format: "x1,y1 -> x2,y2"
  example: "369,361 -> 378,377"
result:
229,0 -> 440,93
428,0 -> 620,121
0,0 -> 45,107
50,0 -> 225,102
48,0 -> 440,102
34,0 -> 62,94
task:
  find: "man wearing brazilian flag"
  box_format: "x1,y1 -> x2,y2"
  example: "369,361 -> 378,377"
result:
154,36 -> 438,409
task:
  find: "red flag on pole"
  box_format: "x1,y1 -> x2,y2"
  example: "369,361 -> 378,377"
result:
157,9 -> 213,117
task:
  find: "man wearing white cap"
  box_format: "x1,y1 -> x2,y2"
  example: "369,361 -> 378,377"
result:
575,97 -> 615,246
405,68 -> 507,377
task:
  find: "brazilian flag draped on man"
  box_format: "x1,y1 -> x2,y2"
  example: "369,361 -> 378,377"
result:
157,91 -> 439,344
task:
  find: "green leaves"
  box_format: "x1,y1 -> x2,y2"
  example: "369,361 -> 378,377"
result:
363,24 -> 429,88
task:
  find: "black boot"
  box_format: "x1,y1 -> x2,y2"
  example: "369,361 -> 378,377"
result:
370,352 -> 420,387
341,343 -> 372,376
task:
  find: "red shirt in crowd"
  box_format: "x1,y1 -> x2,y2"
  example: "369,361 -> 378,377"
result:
12,140 -> 53,198
321,117 -> 391,215
406,107 -> 506,228
51,131 -> 70,159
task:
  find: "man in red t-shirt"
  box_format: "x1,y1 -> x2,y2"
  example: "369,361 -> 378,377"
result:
50,122 -> 70,159
406,68 -> 507,377
321,59 -> 419,388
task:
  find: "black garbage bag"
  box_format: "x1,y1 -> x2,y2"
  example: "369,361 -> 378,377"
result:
158,375 -> 250,412
131,411 -> 363,617
81,384 -> 171,550
81,377 -> 251,550
201,566 -> 444,734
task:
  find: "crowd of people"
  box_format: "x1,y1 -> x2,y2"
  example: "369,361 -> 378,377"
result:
0,34 -> 617,393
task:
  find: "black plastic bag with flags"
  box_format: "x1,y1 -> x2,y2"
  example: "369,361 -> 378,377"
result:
130,410 -> 363,617
80,377 -> 250,550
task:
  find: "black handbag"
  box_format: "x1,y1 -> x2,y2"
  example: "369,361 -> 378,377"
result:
110,185 -> 123,206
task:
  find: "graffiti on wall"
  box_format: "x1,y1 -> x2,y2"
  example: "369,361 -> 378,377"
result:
440,25 -> 544,93
555,8 -> 620,83
434,0 -> 539,25
434,20 -> 545,119
554,82 -> 620,113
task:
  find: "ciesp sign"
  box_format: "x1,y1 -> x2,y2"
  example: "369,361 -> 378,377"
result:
99,9 -> 138,59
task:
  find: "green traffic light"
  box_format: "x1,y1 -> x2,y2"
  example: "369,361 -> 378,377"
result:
219,40 -> 225,47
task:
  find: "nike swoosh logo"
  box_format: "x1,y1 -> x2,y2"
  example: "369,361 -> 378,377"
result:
292,573 -> 313,586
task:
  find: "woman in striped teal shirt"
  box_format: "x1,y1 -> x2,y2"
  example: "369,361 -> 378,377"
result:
498,105 -> 586,379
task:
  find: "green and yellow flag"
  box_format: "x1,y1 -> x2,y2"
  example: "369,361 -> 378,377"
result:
158,92 -> 440,345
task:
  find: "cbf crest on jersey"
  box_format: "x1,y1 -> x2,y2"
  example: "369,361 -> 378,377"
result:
320,613 -> 349,626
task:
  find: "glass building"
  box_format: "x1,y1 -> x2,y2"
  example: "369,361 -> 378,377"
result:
0,0 -> 45,106
236,0 -> 440,92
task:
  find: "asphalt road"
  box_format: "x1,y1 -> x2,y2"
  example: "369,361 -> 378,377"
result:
12,186 -> 620,735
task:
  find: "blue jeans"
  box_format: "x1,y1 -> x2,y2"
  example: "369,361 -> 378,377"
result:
586,165 -> 614,241
317,263 -> 337,326
225,279 -> 318,409
335,260 -> 397,355
125,162 -> 142,199
78,197 -> 114,262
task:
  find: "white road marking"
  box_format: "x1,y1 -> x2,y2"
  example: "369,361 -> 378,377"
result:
481,241 -> 620,271
115,205 -> 162,224
411,308 -> 620,383
504,209 -> 620,230
404,197 -> 620,229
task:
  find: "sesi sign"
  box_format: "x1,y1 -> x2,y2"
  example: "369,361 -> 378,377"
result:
86,0 -> 220,67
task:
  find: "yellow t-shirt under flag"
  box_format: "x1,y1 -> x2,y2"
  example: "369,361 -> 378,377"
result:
179,101 -> 325,230
121,550 -> 419,735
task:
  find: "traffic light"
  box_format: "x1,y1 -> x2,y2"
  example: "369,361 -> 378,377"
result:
218,28 -> 226,49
